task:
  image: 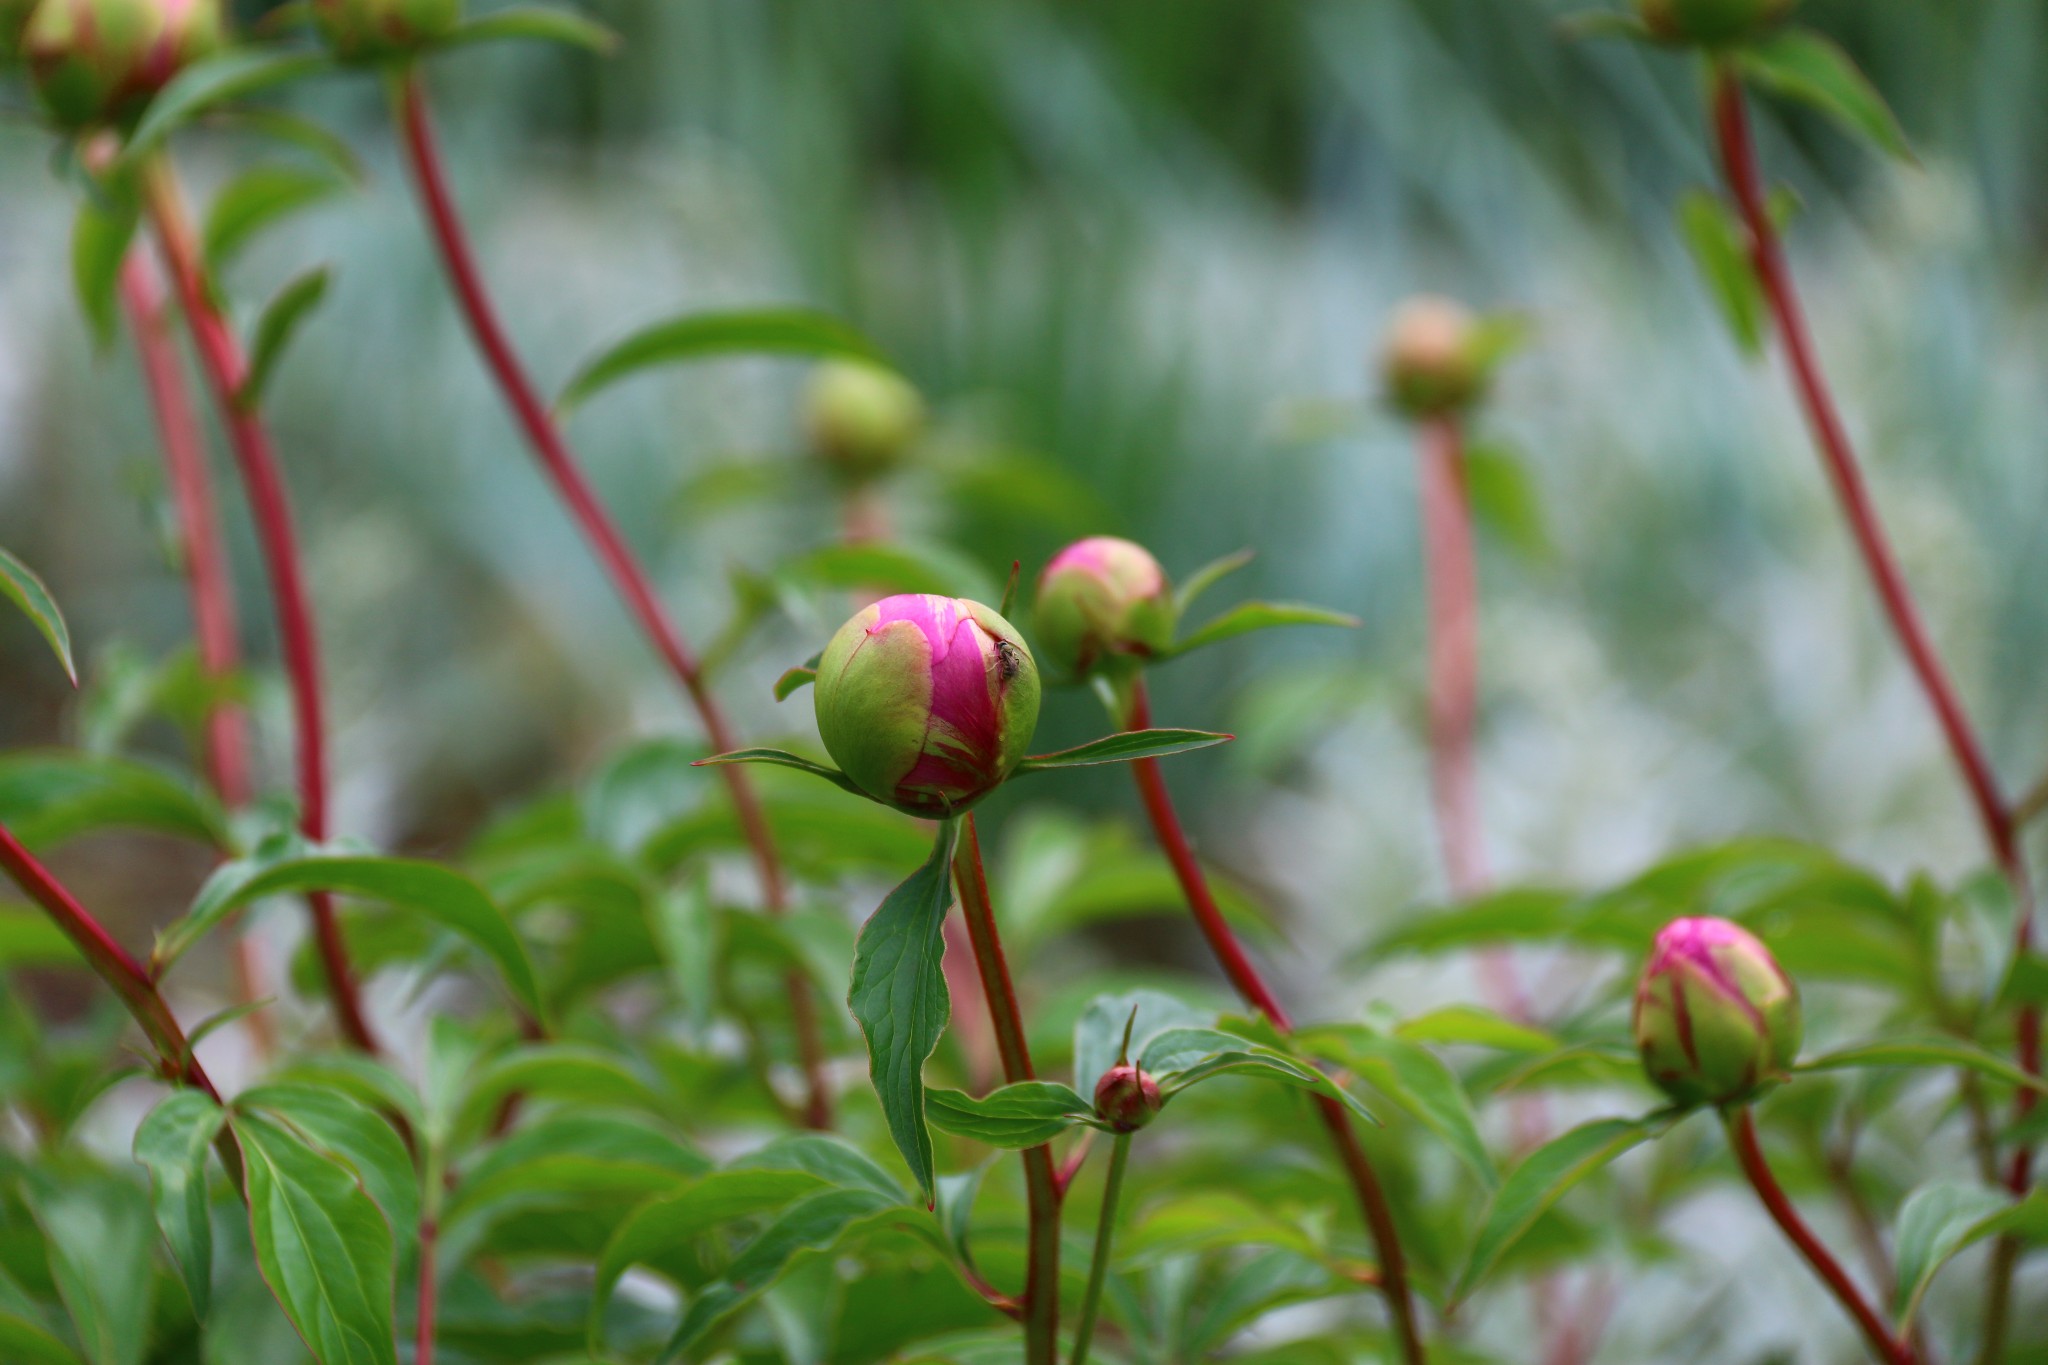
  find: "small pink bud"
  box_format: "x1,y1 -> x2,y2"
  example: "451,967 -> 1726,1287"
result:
1633,916 -> 1802,1108
1032,536 -> 1177,680
1381,295 -> 1487,419
1093,1063 -> 1162,1134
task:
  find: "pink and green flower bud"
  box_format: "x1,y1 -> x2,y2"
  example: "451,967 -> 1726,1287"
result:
1634,0 -> 1797,45
1032,536 -> 1178,680
814,593 -> 1040,817
309,0 -> 459,64
1633,916 -> 1802,1108
1093,1063 -> 1163,1134
803,360 -> 926,482
1381,295 -> 1489,419
23,0 -> 223,129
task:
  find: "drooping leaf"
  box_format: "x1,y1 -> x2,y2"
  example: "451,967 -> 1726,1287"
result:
1013,729 -> 1232,773
0,751 -> 227,851
1165,602 -> 1360,658
0,548 -> 77,684
1678,188 -> 1765,355
237,265 -> 331,410
1073,990 -> 1215,1097
1463,442 -> 1553,564
234,1085 -> 420,1246
437,4 -> 618,54
1797,1039 -> 2048,1095
690,748 -> 865,799
205,166 -> 348,272
71,188 -> 139,351
1294,1025 -> 1496,1188
1173,548 -> 1254,618
925,1082 -> 1099,1149
29,1176 -> 155,1365
231,1112 -> 398,1365
133,1090 -> 227,1319
1140,1027 -> 1377,1126
1737,28 -> 1912,162
125,51 -> 336,163
1455,1114 -> 1666,1300
774,666 -> 818,701
847,818 -> 961,1205
1890,1181 -> 2048,1328
557,307 -> 887,412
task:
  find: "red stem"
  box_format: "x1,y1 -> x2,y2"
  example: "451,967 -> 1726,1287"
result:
391,69 -> 830,1128
1727,1108 -> 1914,1365
139,159 -> 379,1056
1125,681 -> 1426,1365
953,815 -> 1060,1365
1418,414 -> 1487,901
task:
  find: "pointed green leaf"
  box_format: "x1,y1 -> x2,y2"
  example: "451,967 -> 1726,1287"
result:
1073,990 -> 1215,1097
0,548 -> 77,684
691,747 -> 865,798
1463,442 -> 1553,563
232,1111 -> 398,1365
847,818 -> 961,1205
237,265 -> 330,410
1014,728 -> 1232,773
205,166 -> 348,272
1166,602 -> 1359,658
1173,549 -> 1255,618
1890,1182 -> 2048,1328
558,307 -> 886,412
1294,1025 -> 1496,1189
134,1091 -> 227,1319
29,1177 -> 155,1365
234,1085 -> 419,1244
71,190 -> 139,351
1737,28 -> 1911,161
0,751 -> 226,850
1678,188 -> 1765,355
438,4 -> 618,54
1798,1038 -> 2048,1094
125,51 -> 337,164
1141,1027 -> 1377,1127
773,666 -> 818,701
926,1082 -> 1099,1149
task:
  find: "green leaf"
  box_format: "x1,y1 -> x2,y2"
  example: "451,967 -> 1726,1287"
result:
1141,1027 -> 1377,1126
1737,28 -> 1911,162
1890,1182 -> 2048,1327
0,1312 -> 81,1365
558,307 -> 887,412
1173,549 -> 1255,618
0,907 -> 83,969
847,818 -> 961,1206
223,108 -> 367,185
1678,189 -> 1765,355
237,266 -> 330,410
1455,1114 -> 1664,1301
1797,1039 -> 2048,1095
1014,729 -> 1233,773
776,541 -> 998,605
125,50 -> 336,164
1165,602 -> 1359,658
235,1085 -> 420,1245
71,190 -> 139,351
134,1091 -> 227,1319
160,850 -> 545,1020
1394,1005 -> 1559,1055
232,1111 -> 398,1365
453,1044 -> 667,1138
926,1082 -> 1099,1149
657,1188 -> 900,1361
0,548 -> 77,684
0,751 -> 227,850
1463,442 -> 1553,564
1294,1025 -> 1496,1189
204,166 -> 347,273
774,666 -> 818,701
438,4 -> 618,54
29,1177 -> 155,1365
691,747 -> 865,798
1073,989 -> 1215,1096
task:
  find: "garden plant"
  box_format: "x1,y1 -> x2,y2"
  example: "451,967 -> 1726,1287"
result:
0,0 -> 2044,1362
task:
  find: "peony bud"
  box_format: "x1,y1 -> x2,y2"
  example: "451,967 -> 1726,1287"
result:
23,0 -> 224,129
309,0 -> 460,63
1634,0 -> 1797,45
814,593 -> 1040,817
1093,1063 -> 1162,1134
1633,916 -> 1802,1108
803,360 -> 925,481
1032,536 -> 1177,680
1381,295 -> 1488,419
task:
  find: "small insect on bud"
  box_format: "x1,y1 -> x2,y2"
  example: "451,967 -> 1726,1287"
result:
1634,0 -> 1797,45
1381,294 -> 1492,420
1032,536 -> 1178,681
803,360 -> 926,482
23,0 -> 225,130
1634,916 -> 1802,1109
310,0 -> 461,63
1093,1063 -> 1163,1134
813,593 -> 1041,818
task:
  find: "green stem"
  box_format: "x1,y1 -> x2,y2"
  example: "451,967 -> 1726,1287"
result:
1070,1132 -> 1131,1365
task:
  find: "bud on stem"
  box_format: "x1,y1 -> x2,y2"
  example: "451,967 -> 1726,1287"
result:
1033,536 -> 1177,681
23,0 -> 223,129
1633,916 -> 1801,1108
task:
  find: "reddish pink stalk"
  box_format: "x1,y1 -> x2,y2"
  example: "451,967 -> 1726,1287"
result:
140,160 -> 378,1056
1126,681 -> 1426,1365
390,69 -> 829,1128
1728,1108 -> 1914,1365
953,815 -> 1060,1365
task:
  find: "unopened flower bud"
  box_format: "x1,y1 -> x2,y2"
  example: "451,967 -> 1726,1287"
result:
1381,295 -> 1488,419
310,0 -> 460,63
814,593 -> 1040,817
804,360 -> 925,482
23,0 -> 224,129
1093,1063 -> 1162,1134
1032,536 -> 1177,680
1634,0 -> 1797,45
1634,916 -> 1802,1108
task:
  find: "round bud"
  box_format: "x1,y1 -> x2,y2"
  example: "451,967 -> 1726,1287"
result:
22,0 -> 224,129
1093,1063 -> 1163,1134
1032,536 -> 1178,680
1633,916 -> 1802,1108
803,360 -> 926,481
813,593 -> 1040,818
1381,295 -> 1487,419
309,0 -> 460,64
1635,0 -> 1797,45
